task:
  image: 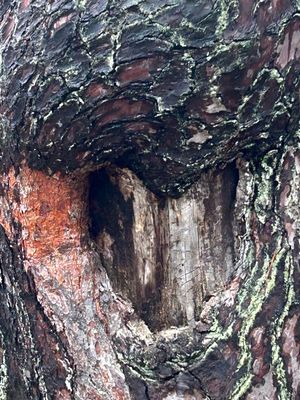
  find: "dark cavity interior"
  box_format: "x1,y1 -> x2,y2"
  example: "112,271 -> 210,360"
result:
89,168 -> 164,330
88,164 -> 239,331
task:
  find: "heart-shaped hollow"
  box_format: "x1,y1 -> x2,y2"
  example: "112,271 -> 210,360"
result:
89,163 -> 239,331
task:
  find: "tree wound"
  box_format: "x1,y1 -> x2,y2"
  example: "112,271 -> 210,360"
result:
89,163 -> 239,330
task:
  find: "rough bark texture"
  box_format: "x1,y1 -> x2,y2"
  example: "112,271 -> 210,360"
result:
0,0 -> 300,399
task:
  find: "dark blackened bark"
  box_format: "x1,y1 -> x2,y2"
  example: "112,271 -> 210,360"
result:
1,0 -> 299,195
0,0 -> 300,399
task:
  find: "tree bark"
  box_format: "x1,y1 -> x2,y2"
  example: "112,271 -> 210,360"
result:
0,0 -> 299,399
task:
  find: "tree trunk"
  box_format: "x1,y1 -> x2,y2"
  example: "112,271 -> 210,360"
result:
0,0 -> 299,399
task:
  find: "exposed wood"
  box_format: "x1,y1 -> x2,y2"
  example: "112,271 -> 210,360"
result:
90,163 -> 239,330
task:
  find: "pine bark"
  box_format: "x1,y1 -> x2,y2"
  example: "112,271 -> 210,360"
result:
0,0 -> 299,399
